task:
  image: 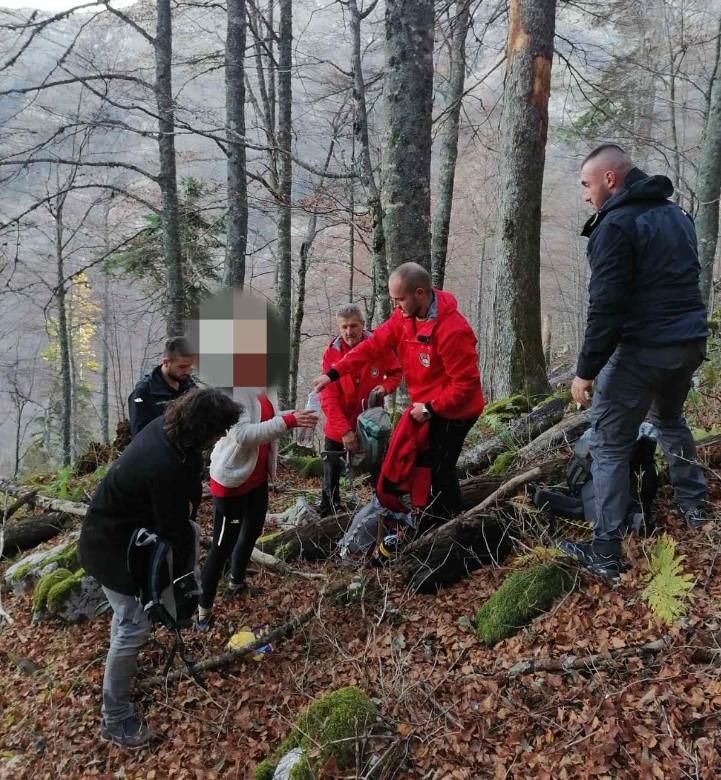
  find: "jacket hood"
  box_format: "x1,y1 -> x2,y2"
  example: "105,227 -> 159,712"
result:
581,168 -> 674,237
433,289 -> 458,320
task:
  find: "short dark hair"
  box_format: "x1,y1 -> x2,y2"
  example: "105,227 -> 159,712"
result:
163,336 -> 193,360
581,143 -> 628,167
390,262 -> 432,294
164,388 -> 240,451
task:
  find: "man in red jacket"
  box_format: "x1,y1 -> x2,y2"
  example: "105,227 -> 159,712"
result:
319,303 -> 402,516
314,263 -> 484,521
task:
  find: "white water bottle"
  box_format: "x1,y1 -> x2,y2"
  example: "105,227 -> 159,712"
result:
295,391 -> 320,449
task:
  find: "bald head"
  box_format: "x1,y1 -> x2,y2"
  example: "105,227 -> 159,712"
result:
388,262 -> 433,318
580,144 -> 634,210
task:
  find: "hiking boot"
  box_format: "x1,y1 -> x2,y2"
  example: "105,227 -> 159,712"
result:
557,540 -> 624,582
684,506 -> 711,529
101,715 -> 151,749
195,612 -> 214,633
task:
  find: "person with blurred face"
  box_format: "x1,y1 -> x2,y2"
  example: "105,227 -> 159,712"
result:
313,263 -> 485,522
561,144 -> 709,581
128,336 -> 197,437
318,304 -> 402,516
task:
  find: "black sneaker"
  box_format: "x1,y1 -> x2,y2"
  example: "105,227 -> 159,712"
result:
223,580 -> 262,600
101,715 -> 151,748
684,506 -> 710,529
557,540 -> 624,581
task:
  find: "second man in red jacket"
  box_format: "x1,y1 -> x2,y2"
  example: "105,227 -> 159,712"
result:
318,303 -> 402,516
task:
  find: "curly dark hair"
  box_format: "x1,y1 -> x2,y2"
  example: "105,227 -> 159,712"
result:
163,388 -> 240,451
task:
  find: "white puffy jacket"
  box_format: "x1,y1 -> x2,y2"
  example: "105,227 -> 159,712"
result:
209,388 -> 289,488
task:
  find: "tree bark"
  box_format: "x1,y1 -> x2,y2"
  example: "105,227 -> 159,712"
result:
55,196 -> 72,468
349,0 -> 390,320
0,482 -> 88,517
275,0 -> 293,406
431,0 -> 471,289
484,0 -> 555,398
260,512 -> 352,561
155,0 -> 185,335
224,0 -> 249,289
382,0 -> 434,273
695,16 -> 721,307
1,513 -> 71,558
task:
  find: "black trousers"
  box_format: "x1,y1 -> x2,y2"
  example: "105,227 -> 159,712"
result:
199,483 -> 268,609
319,437 -> 345,517
426,415 -> 478,523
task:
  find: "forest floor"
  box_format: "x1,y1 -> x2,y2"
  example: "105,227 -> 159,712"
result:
1,452 -> 721,779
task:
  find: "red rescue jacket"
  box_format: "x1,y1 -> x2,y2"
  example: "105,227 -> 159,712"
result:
327,290 -> 484,420
321,331 -> 402,442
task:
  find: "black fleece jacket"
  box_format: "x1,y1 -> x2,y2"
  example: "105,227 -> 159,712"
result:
79,417 -> 203,595
577,167 -> 708,380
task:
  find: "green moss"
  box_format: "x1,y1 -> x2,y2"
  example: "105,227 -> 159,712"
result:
10,561 -> 35,583
284,456 -> 323,479
273,542 -> 293,561
475,564 -> 573,646
482,395 -> 531,419
257,531 -> 282,548
32,568 -> 73,614
486,449 -> 517,476
44,542 -> 79,572
47,568 -> 85,613
253,687 -> 377,780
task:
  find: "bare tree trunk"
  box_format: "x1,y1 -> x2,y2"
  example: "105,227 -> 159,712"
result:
275,0 -> 293,406
348,0 -> 390,319
289,138 -> 337,407
485,0 -> 554,398
382,0 -> 434,273
224,0 -> 249,288
695,17 -> 721,307
431,0 -> 471,288
155,0 -> 184,334
55,199 -> 72,468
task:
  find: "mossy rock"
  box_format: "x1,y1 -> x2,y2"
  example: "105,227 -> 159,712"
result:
482,394 -> 531,419
47,568 -> 86,613
253,686 -> 377,779
256,530 -> 282,550
8,540 -> 78,586
32,568 -> 73,614
286,456 -> 323,479
486,449 -> 517,476
475,563 -> 573,646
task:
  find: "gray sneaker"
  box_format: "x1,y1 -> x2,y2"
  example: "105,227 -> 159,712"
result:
684,506 -> 710,529
101,715 -> 151,748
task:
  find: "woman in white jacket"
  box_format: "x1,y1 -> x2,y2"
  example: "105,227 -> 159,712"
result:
197,387 -> 317,629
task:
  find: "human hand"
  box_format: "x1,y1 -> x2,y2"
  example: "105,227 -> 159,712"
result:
312,374 -> 331,393
410,402 -> 430,423
342,431 -> 359,453
571,376 -> 593,408
294,410 -> 319,428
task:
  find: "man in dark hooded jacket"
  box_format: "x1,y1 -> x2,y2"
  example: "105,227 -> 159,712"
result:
561,144 -> 709,580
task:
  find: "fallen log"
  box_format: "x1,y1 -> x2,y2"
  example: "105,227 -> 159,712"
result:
399,511 -> 512,594
249,548 -> 328,581
260,512 -> 352,561
1,489 -> 39,521
516,410 -> 592,463
0,481 -> 88,518
460,457 -> 566,509
456,396 -> 567,478
1,513 -> 72,558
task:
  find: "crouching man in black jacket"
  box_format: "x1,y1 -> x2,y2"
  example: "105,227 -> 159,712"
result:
79,389 -> 239,747
561,144 -> 710,581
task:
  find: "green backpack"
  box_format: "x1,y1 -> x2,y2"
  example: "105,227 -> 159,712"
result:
355,405 -> 392,473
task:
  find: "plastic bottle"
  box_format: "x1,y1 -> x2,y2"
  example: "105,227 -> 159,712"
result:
295,391 -> 320,449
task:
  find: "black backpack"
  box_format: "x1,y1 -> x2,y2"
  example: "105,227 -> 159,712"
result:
534,424 -> 659,535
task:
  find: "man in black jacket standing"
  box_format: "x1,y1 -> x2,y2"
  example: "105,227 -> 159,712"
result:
560,144 -> 709,581
128,336 -> 197,437
80,389 -> 238,747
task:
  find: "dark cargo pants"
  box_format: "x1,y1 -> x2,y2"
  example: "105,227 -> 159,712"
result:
589,340 -> 707,550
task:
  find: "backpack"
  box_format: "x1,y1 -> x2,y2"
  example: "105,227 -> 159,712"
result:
354,398 -> 392,473
127,526 -> 201,630
534,424 -> 659,534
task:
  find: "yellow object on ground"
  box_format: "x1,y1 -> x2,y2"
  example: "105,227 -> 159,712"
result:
226,626 -> 272,660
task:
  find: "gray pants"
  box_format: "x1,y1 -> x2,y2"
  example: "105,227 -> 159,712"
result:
590,341 -> 707,548
101,587 -> 152,725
